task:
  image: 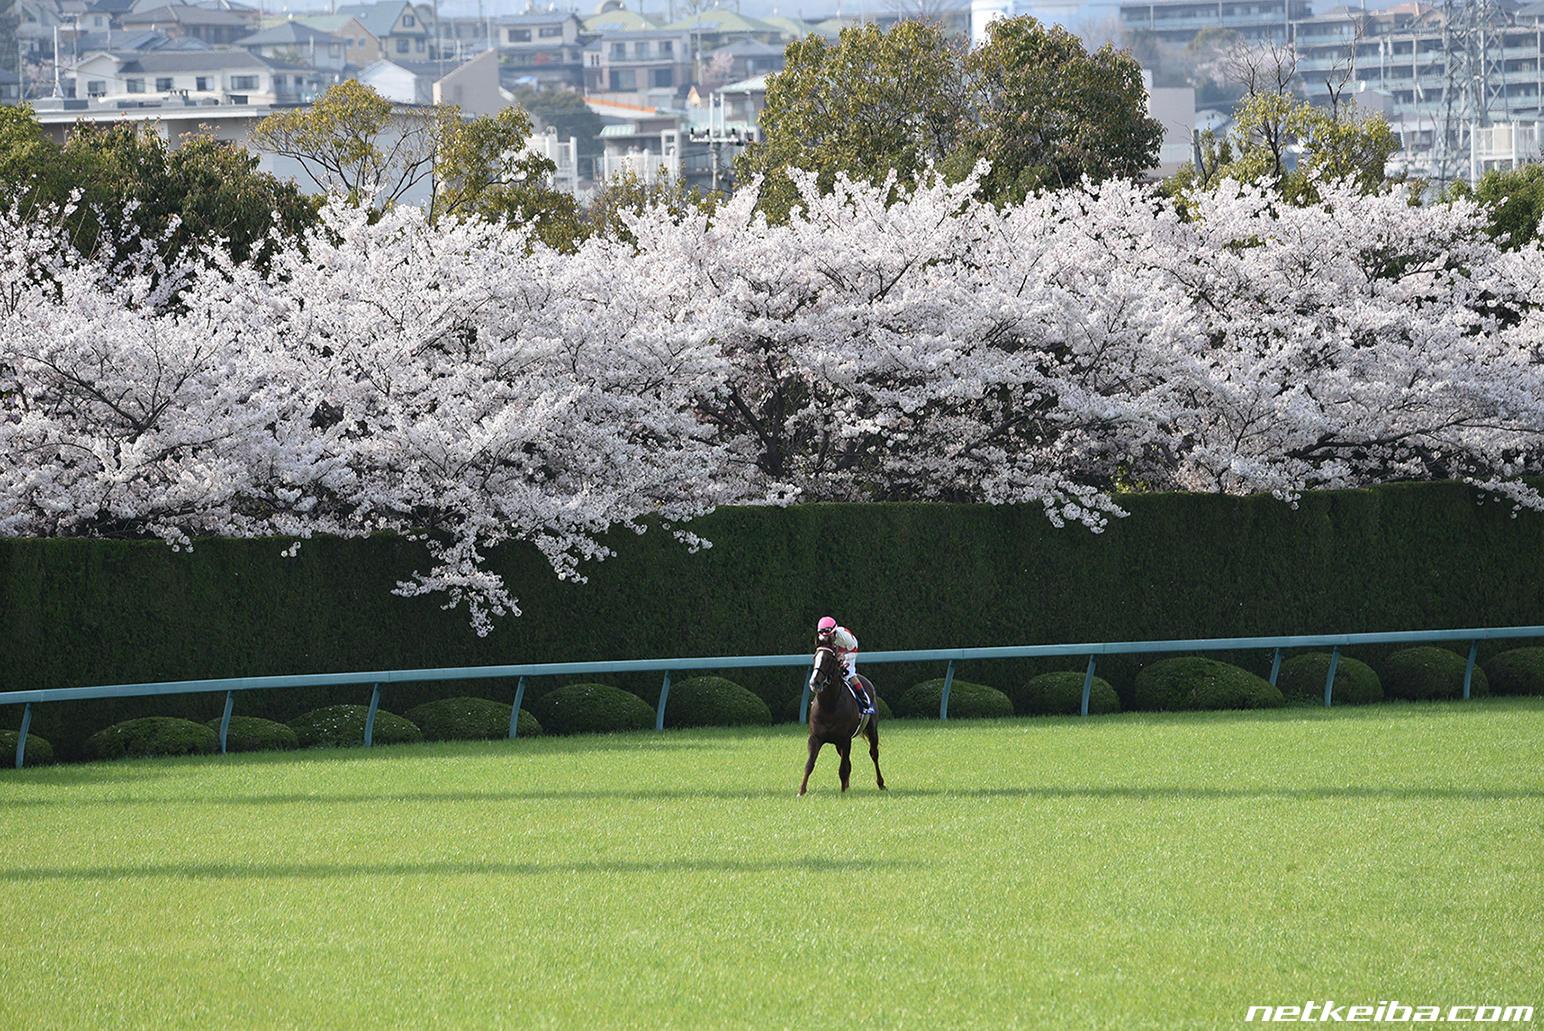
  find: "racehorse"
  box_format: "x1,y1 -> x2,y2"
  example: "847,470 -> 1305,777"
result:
799,645 -> 885,796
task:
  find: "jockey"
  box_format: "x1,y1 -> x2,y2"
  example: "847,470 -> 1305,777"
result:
816,616 -> 875,717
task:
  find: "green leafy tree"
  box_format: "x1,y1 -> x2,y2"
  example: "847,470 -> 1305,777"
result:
513,85 -> 604,172
1447,165 -> 1544,249
0,105 -> 316,266
735,17 -> 1161,219
963,17 -> 1163,202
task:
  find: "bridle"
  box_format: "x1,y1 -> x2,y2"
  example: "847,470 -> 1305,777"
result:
810,646 -> 839,694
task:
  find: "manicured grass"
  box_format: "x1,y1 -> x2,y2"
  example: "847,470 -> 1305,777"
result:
2,700 -> 1541,1028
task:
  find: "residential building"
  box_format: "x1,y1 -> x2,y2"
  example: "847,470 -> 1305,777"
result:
583,28 -> 694,106
71,46 -> 282,103
236,21 -> 349,73
337,1 -> 435,61
704,39 -> 785,82
295,15 -> 383,67
1116,0 -> 1310,45
495,11 -> 588,89
118,4 -> 260,46
359,51 -> 503,114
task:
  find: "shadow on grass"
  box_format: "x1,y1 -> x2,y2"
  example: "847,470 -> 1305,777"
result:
4,782 -> 1537,809
0,855 -> 917,883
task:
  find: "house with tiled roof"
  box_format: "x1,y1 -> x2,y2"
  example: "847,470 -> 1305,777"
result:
237,19 -> 349,72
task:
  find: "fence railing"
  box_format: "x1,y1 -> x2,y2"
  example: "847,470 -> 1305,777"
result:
6,624 -> 1542,769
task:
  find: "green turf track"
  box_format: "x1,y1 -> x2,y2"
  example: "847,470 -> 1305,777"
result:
2,699 -> 1541,1029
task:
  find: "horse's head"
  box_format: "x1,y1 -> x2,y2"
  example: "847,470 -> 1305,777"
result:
810,646 -> 841,693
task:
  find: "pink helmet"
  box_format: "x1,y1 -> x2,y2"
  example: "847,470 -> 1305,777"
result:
817,616 -> 837,634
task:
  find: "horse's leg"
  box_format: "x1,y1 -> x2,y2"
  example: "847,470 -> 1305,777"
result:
798,735 -> 821,796
865,719 -> 885,791
836,736 -> 853,793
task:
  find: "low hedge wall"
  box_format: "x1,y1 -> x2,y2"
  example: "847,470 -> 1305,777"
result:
529,683 -> 655,735
895,679 -> 1014,719
1276,653 -> 1383,706
404,697 -> 541,741
85,717 -> 219,760
1484,648 -> 1544,696
1381,647 -> 1488,701
1133,659 -> 1285,711
289,705 -> 423,748
661,677 -> 773,729
0,729 -> 53,765
203,715 -> 299,752
1010,672 -> 1121,716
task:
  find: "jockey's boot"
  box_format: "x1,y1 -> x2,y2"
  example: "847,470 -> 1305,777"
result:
851,681 -> 876,717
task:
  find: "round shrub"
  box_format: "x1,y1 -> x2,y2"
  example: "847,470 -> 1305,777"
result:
1275,653 -> 1383,706
1132,658 -> 1285,711
895,679 -> 1014,720
1485,647 -> 1544,696
529,683 -> 654,735
661,677 -> 773,729
0,729 -> 54,766
1012,672 -> 1121,716
780,690 -> 894,723
202,715 -> 299,752
288,705 -> 423,748
404,697 -> 542,741
85,717 -> 218,761
1382,647 -> 1488,701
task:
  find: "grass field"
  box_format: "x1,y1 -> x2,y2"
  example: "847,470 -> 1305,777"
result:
2,699 -> 1541,1029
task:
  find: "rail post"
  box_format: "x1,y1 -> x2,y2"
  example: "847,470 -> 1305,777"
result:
1079,655 -> 1098,717
364,683 -> 381,747
14,702 -> 31,769
655,671 -> 672,732
1268,648 -> 1283,688
798,677 -> 811,725
218,690 -> 234,755
1462,641 -> 1479,700
508,676 -> 526,738
939,660 -> 956,720
1323,647 -> 1340,707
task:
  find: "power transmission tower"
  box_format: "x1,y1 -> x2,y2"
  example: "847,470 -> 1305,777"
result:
1433,0 -> 1510,188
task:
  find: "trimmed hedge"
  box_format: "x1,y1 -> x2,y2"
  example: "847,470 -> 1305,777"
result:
1485,648 -> 1544,696
289,705 -> 423,748
85,717 -> 218,761
1382,647 -> 1488,701
1133,659 -> 1285,711
1276,653 -> 1383,706
5,482 -> 1543,757
1011,672 -> 1121,716
1,729 -> 54,766
529,683 -> 654,735
895,679 -> 1014,719
203,715 -> 299,752
404,697 -> 542,741
661,677 -> 773,729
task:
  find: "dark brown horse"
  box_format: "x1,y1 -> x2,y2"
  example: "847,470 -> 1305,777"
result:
799,645 -> 885,795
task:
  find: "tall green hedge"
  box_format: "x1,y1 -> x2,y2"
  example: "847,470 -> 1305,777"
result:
3,482 -> 1543,757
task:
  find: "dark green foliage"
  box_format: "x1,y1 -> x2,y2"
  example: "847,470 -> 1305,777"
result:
1,729 -> 54,766
1276,653 -> 1383,705
896,679 -> 1014,719
85,717 -> 218,761
661,677 -> 773,729
1012,672 -> 1121,716
1484,648 -> 1544,696
288,705 -> 423,748
404,696 -> 541,740
1448,166 -> 1544,249
4,483 -> 1543,758
1382,647 -> 1488,701
1133,658 -> 1285,711
203,715 -> 299,752
529,683 -> 654,735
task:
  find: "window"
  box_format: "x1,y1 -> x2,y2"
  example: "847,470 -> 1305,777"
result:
508,28 -> 530,42
610,42 -> 624,58
195,76 -> 210,90
231,75 -> 258,90
651,68 -> 672,88
126,78 -> 145,93
539,25 -> 562,37
396,38 -> 410,52
414,38 -> 425,52
86,79 -> 106,97
660,40 -> 673,54
403,14 -> 415,26
608,69 -> 635,90
155,77 -> 173,91
635,42 -> 651,57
